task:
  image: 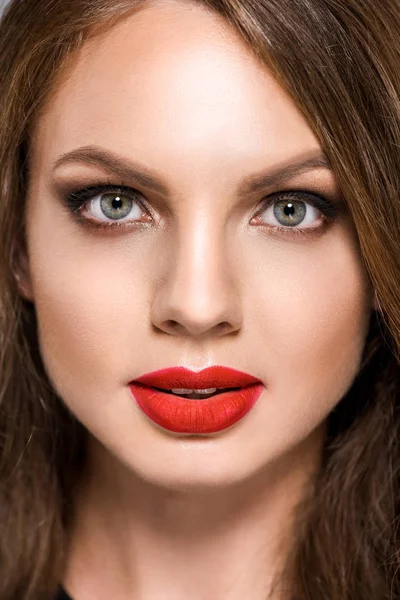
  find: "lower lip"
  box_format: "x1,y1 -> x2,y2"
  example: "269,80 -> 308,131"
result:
129,383 -> 264,434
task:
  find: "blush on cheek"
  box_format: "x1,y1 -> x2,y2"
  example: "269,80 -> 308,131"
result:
33,276 -> 107,394
252,230 -> 372,428
290,310 -> 369,426
31,251 -> 149,414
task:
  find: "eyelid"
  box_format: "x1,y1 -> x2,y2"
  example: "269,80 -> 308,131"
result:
249,189 -> 340,240
62,180 -> 341,238
256,189 -> 338,219
64,183 -> 337,215
64,181 -> 152,219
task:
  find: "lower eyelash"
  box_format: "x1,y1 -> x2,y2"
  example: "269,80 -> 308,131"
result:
63,180 -> 149,232
266,221 -> 330,240
254,190 -> 338,239
63,182 -> 339,238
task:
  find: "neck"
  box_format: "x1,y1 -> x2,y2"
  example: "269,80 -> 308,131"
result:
63,424 -> 326,600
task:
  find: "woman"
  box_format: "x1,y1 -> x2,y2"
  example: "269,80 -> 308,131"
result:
0,0 -> 399,598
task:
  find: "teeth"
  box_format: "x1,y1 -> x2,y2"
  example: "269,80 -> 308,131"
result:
170,388 -> 218,395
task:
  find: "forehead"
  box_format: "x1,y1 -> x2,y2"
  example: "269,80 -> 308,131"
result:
32,0 -> 320,182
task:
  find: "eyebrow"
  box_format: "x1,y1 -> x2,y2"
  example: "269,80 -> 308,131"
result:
52,145 -> 332,198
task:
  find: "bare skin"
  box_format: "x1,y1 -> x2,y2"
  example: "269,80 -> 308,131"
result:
18,1 -> 375,598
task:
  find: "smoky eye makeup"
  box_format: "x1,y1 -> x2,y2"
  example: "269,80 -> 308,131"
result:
53,174 -> 346,240
64,181 -> 150,223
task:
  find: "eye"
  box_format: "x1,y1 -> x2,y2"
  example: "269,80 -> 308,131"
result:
62,183 -> 340,238
252,190 -> 338,238
64,183 -> 151,230
88,191 -> 141,222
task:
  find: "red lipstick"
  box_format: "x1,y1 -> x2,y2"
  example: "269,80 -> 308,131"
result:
129,365 -> 264,434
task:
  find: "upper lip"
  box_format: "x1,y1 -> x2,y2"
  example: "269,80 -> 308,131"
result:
132,365 -> 263,390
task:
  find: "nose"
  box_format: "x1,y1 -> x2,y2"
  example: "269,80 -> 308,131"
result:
150,218 -> 243,338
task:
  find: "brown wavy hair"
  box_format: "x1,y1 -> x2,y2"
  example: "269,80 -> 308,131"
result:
0,0 -> 399,598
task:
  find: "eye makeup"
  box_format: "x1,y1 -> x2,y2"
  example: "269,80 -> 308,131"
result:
252,189 -> 339,240
58,178 -> 342,240
61,180 -> 150,230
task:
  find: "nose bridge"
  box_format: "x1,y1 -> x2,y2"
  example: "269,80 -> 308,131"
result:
151,213 -> 242,337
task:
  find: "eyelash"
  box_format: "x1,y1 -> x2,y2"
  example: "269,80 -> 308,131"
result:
62,179 -> 339,239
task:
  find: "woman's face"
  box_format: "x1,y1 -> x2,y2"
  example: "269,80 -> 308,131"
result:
21,0 -> 374,488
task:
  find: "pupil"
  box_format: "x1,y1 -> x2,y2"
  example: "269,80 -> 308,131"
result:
112,196 -> 123,209
284,203 -> 295,216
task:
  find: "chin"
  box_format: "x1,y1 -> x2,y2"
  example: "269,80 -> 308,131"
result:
109,436 -> 282,494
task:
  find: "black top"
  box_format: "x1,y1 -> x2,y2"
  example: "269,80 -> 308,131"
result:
56,587 -> 73,600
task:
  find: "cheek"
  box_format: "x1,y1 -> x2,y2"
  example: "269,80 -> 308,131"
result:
248,228 -> 372,430
31,271 -> 132,400
26,217 -> 154,407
